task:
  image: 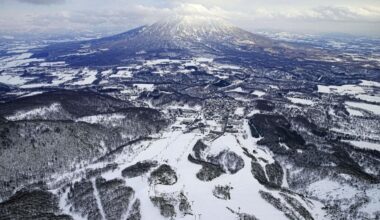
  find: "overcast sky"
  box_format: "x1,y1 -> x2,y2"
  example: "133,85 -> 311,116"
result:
1,0 -> 380,36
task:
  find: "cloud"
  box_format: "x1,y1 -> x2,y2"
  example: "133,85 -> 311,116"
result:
0,1 -> 380,36
7,4 -> 171,34
173,3 -> 226,17
165,3 -> 380,24
311,6 -> 380,22
17,0 -> 65,5
227,5 -> 380,23
21,3 -> 235,33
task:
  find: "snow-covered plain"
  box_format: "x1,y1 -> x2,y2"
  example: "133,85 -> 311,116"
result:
76,114 -> 126,127
317,84 -> 365,95
287,97 -> 315,106
344,140 -> 380,151
345,101 -> 380,115
346,107 -> 364,117
0,52 -> 44,70
227,87 -> 245,93
360,80 -> 380,88
356,94 -> 380,103
71,68 -> 97,85
133,84 -> 155,91
0,74 -> 28,85
110,70 -> 133,78
252,90 -> 266,97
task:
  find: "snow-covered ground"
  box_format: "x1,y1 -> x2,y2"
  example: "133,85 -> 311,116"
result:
0,52 -> 44,70
345,101 -> 380,115
346,107 -> 364,117
110,70 -> 133,78
106,129 -> 289,220
252,90 -> 266,97
344,140 -> 380,151
76,113 -> 126,127
308,178 -> 359,201
0,74 -> 28,85
234,107 -> 245,116
40,61 -> 67,67
218,64 -> 241,70
72,68 -> 97,85
146,59 -> 172,66
356,94 -> 380,103
317,84 -> 365,95
133,84 -> 155,91
227,87 -> 245,93
52,118 -> 327,220
360,80 -> 380,88
287,97 -> 315,106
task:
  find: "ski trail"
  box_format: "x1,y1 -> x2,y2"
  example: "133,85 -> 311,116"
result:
151,131 -> 183,161
176,134 -> 200,163
92,178 -> 107,220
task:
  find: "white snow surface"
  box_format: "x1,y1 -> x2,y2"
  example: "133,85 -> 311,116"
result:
110,70 -> 133,78
218,64 -> 241,70
46,113 -> 331,220
360,188 -> 380,219
20,83 -> 52,89
252,90 -> 266,97
77,114 -> 126,127
356,94 -> 380,103
234,107 -> 245,116
346,107 -> 364,117
109,129 -> 289,220
39,61 -> 67,67
360,80 -> 380,88
72,68 -> 97,85
308,178 -> 359,200
345,101 -> 380,115
20,91 -> 44,97
133,83 -> 155,91
146,59 -> 172,66
227,87 -> 245,93
344,140 -> 380,151
0,52 -> 44,70
0,74 -> 28,85
287,97 -> 315,106
194,57 -> 213,63
96,120 -> 326,220
317,84 -> 365,95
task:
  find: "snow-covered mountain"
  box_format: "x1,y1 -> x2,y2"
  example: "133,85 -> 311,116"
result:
92,16 -> 274,52
37,15 -> 310,66
1,15 -> 380,220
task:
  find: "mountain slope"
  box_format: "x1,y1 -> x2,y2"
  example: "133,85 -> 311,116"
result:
96,16 -> 275,51
35,16 -> 305,66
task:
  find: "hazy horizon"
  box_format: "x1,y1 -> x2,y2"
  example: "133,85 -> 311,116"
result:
1,0 -> 380,37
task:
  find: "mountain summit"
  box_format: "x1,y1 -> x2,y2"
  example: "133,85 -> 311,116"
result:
147,16 -> 239,40
146,16 -> 275,48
